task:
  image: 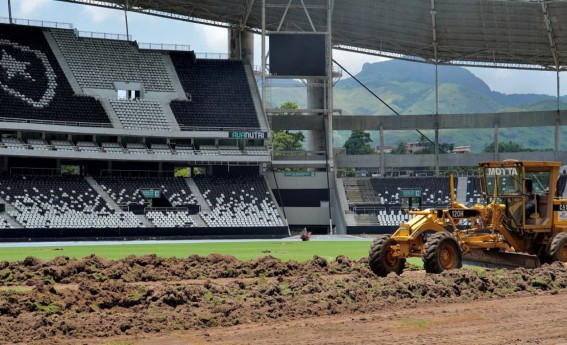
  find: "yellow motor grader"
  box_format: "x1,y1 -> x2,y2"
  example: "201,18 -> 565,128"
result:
369,160 -> 567,276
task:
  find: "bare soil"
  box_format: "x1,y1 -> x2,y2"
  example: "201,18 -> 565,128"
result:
1,254 -> 567,344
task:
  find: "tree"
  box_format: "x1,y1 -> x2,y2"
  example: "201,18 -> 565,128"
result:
414,135 -> 454,154
343,130 -> 374,155
483,140 -> 530,153
270,102 -> 305,153
390,141 -> 408,154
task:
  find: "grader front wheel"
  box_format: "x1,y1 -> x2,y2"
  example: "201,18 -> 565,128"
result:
547,232 -> 567,263
423,232 -> 463,274
368,235 -> 406,277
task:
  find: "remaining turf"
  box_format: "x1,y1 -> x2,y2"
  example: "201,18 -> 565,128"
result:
0,241 -> 376,262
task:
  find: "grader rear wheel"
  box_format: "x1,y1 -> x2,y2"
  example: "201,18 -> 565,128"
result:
368,235 -> 405,277
423,232 -> 462,274
547,232 -> 567,263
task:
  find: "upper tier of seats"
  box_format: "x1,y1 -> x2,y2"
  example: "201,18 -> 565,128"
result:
110,99 -> 170,131
194,175 -> 283,227
0,24 -> 110,125
169,55 -> 260,129
51,29 -> 174,92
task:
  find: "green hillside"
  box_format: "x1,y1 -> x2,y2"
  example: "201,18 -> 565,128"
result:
266,60 -> 567,152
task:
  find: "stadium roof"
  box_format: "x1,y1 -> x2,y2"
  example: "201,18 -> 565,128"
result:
58,0 -> 567,70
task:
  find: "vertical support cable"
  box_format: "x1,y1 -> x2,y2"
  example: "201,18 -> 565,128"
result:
124,0 -> 130,40
261,0 -> 266,111
8,0 -> 13,24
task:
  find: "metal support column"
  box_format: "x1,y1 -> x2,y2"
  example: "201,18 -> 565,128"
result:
379,125 -> 385,177
261,0 -> 266,110
556,70 -> 561,160
124,0 -> 130,40
494,122 -> 499,161
8,0 -> 13,24
434,123 -> 439,176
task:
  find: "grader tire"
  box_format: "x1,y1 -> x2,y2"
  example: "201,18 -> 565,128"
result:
368,235 -> 405,277
423,232 -> 462,274
547,232 -> 567,263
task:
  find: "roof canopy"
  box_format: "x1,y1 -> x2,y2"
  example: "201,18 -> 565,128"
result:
58,0 -> 567,70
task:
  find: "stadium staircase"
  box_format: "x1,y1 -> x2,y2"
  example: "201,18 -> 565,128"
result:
161,103 -> 181,131
161,55 -> 188,101
84,176 -> 154,227
336,178 -> 357,227
343,178 -> 376,203
185,178 -> 211,212
0,196 -> 23,228
456,177 -> 468,204
43,31 -> 83,95
244,64 -> 268,129
99,99 -> 124,129
84,176 -> 123,211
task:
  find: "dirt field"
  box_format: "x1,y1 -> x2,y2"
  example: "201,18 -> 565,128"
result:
1,254 -> 567,344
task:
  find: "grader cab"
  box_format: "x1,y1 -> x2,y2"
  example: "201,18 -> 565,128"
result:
369,160 -> 567,276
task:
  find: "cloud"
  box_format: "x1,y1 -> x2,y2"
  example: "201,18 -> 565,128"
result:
82,6 -> 123,24
198,25 -> 227,53
332,50 -> 389,75
18,0 -> 50,15
466,67 -> 559,95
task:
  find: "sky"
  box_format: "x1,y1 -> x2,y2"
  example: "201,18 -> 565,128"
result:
0,0 -> 565,96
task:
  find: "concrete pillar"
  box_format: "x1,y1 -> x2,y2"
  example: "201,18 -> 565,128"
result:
307,78 -> 325,153
229,29 -> 254,64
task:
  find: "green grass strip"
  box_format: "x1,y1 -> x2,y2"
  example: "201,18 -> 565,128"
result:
0,241 -> 376,263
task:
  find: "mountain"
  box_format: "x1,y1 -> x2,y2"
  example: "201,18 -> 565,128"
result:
266,60 -> 567,152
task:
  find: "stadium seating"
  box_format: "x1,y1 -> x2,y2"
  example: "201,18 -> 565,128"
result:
0,216 -> 12,229
194,176 -> 283,227
244,146 -> 269,156
125,142 -> 148,154
110,99 -> 171,131
27,138 -> 51,150
150,143 -> 173,154
95,177 -> 197,207
101,142 -> 124,153
466,176 -> 484,204
146,210 -> 196,228
169,55 -> 260,129
51,140 -> 77,152
51,29 -> 174,92
369,177 -> 456,207
1,138 -> 28,150
0,24 -> 110,125
0,175 -> 142,228
76,141 -> 101,152
174,144 -> 195,155
557,174 -> 567,197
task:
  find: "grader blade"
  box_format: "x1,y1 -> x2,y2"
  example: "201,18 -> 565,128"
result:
463,249 -> 540,269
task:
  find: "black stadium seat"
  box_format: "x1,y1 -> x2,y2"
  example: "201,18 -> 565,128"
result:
169,54 -> 260,130
0,24 -> 111,125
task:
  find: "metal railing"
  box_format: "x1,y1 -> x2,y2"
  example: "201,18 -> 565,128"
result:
138,42 -> 191,51
0,17 -> 73,29
195,52 -> 229,59
76,30 -> 131,41
0,116 -> 112,128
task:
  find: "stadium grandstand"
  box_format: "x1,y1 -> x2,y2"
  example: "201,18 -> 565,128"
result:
0,0 -> 566,239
